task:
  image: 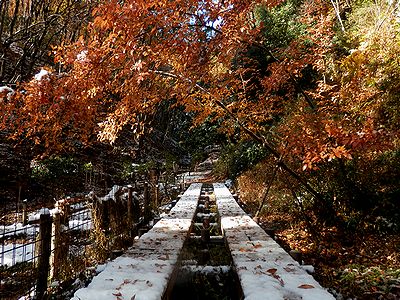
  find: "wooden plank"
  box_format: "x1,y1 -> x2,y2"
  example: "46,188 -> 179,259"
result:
213,183 -> 335,300
73,183 -> 202,300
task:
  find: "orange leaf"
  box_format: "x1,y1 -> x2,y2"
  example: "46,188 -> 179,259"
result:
239,247 -> 251,252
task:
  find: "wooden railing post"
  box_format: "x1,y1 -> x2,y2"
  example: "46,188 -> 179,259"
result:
36,210 -> 52,299
155,183 -> 160,208
102,200 -> 110,235
132,189 -> 140,225
180,175 -> 186,192
127,185 -> 133,237
149,168 -> 159,208
143,182 -> 151,223
50,211 -> 62,279
22,199 -> 28,225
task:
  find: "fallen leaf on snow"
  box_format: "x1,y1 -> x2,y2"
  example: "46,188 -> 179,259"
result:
284,266 -> 296,273
267,268 -> 277,275
298,284 -> 315,289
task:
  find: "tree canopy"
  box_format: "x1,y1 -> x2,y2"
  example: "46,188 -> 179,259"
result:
1,0 -> 399,175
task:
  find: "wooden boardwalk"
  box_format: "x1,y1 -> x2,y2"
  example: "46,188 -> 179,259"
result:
73,183 -> 202,300
73,182 -> 334,300
213,183 -> 334,300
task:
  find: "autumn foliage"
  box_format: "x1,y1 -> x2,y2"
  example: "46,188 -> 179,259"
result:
1,1 -> 400,296
1,0 -> 399,199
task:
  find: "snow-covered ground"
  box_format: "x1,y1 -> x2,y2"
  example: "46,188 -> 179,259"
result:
1,184 -> 142,270
69,208 -> 92,231
1,202 -> 91,267
0,243 -> 35,266
0,223 -> 38,239
178,170 -> 212,183
0,222 -> 38,267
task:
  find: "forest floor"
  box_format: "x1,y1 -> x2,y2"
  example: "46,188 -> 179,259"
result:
257,213 -> 400,300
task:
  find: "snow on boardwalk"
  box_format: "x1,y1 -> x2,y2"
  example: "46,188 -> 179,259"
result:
213,183 -> 334,300
73,183 -> 202,300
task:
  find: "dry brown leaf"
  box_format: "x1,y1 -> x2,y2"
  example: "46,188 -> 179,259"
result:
239,247 -> 253,252
298,284 -> 315,289
267,268 -> 277,274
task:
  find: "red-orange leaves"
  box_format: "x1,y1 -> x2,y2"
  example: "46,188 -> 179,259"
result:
2,0 -> 329,157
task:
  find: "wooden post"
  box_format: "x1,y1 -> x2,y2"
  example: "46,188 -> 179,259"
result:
180,182 -> 185,193
17,185 -> 22,220
109,199 -> 117,239
149,168 -> 159,208
59,201 -> 70,226
59,201 -> 70,264
22,199 -> 28,225
36,211 -> 52,299
102,200 -> 110,235
132,192 -> 140,224
143,182 -> 151,223
50,212 -> 62,279
127,186 -> 133,237
155,184 -> 159,208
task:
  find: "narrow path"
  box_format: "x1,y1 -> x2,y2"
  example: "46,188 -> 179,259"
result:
73,183 -> 202,300
214,183 -> 334,300
73,182 -> 334,300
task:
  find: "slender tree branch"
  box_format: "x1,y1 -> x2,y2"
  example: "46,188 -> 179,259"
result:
330,0 -> 346,33
254,152 -> 283,219
239,39 -> 316,109
153,69 -> 324,202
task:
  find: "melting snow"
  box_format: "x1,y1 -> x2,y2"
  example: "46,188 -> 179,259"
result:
34,69 -> 50,81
